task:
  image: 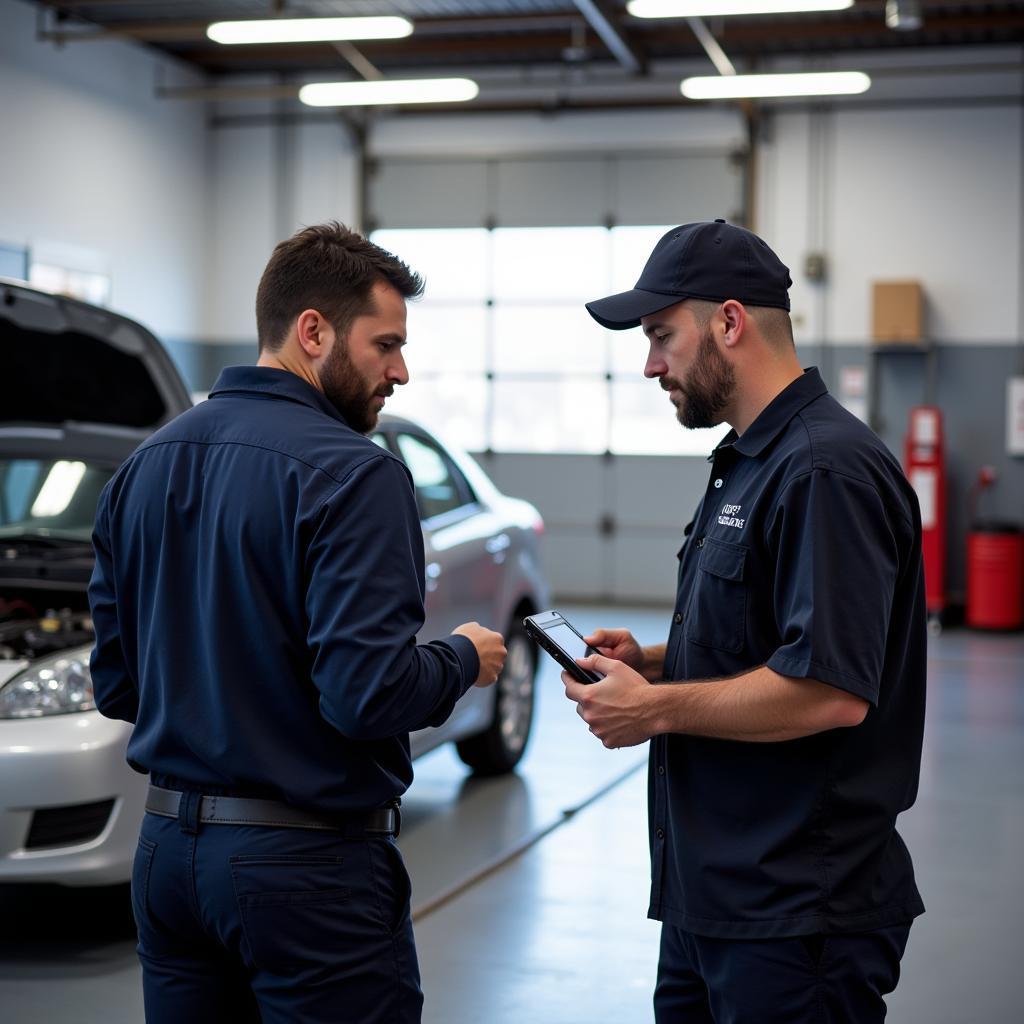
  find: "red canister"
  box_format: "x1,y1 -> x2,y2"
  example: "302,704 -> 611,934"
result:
966,526 -> 1024,630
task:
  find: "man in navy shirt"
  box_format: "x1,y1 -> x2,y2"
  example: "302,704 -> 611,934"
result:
89,223 -> 506,1023
565,221 -> 925,1022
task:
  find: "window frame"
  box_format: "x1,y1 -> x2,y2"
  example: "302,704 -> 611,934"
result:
371,225 -> 729,459
378,426 -> 481,528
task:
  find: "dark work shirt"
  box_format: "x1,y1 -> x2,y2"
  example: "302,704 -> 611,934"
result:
89,366 -> 479,814
650,368 -> 926,938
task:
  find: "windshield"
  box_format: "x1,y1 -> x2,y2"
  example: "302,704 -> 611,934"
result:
0,458 -> 115,542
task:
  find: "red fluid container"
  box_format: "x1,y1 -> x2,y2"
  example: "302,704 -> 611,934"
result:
966,527 -> 1024,630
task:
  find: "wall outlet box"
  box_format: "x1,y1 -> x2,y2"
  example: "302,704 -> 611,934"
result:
804,252 -> 827,282
872,280 -> 924,342
1008,377 -> 1024,456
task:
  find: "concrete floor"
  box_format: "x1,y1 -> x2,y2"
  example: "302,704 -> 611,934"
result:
0,605 -> 1021,1022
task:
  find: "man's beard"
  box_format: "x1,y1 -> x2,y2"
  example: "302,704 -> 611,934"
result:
661,325 -> 735,430
320,337 -> 392,434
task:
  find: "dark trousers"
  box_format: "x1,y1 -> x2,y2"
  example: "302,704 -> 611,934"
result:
654,922 -> 912,1024
132,809 -> 423,1024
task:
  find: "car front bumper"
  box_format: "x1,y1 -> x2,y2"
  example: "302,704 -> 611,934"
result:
0,710 -> 145,885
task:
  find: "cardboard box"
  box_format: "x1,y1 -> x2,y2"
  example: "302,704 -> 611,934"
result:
872,280 -> 924,342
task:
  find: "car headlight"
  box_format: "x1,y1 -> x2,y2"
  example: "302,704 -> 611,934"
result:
0,651 -> 95,719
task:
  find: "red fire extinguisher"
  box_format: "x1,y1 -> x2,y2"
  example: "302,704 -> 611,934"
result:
966,467 -> 1024,630
904,406 -> 946,629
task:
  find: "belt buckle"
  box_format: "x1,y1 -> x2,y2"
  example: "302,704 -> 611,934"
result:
369,800 -> 400,839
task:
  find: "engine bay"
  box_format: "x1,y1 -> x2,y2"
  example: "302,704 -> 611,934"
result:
0,597 -> 94,661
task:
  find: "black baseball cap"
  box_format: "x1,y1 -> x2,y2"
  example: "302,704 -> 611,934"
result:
585,219 -> 792,331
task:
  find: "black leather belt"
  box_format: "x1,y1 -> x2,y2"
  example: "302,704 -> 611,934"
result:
145,785 -> 400,837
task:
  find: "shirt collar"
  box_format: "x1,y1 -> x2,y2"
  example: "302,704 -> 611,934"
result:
709,367 -> 828,461
208,365 -> 352,428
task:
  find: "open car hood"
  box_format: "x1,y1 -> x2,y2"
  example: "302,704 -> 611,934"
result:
0,280 -> 192,431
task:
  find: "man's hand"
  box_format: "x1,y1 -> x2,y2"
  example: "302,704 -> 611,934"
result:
561,653 -> 660,749
453,622 -> 507,687
584,628 -> 644,672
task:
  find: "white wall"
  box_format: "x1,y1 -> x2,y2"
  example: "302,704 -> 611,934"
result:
203,96 -> 360,344
828,105 -> 1021,344
0,0 -> 208,341
756,50 -> 1024,347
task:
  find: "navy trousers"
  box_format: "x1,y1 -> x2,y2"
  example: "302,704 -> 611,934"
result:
654,922 -> 912,1023
132,808 -> 423,1023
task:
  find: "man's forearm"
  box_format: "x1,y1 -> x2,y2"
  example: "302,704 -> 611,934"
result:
644,666 -> 869,743
640,644 -> 667,682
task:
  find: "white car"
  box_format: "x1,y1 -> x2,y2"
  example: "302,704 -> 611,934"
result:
0,281 -> 548,885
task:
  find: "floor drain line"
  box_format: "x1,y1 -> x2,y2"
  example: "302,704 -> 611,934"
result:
411,758 -> 646,923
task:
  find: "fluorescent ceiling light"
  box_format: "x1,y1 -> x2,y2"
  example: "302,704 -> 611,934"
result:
682,71 -> 870,98
207,17 -> 412,45
628,0 -> 853,17
299,78 -> 479,107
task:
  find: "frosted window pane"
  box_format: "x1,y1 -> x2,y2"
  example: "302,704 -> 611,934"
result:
492,227 -> 609,301
30,263 -> 110,306
609,331 -> 650,375
610,225 -> 673,292
492,378 -> 608,454
610,379 -> 730,456
384,375 -> 487,453
604,226 -> 676,372
492,305 -> 607,375
371,228 -> 489,302
404,304 -> 487,377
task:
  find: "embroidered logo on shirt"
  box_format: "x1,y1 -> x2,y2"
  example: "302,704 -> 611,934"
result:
718,503 -> 745,529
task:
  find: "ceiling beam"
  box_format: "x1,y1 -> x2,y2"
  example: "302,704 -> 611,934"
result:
31,3 -> 1024,66
686,17 -> 736,76
35,6 -> 1024,49
35,11 -> 586,43
331,41 -> 383,82
572,0 -> 646,74
156,15 -> 1023,74
41,0 -> 185,8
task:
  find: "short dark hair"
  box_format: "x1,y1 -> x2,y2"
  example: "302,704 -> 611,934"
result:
255,222 -> 424,353
687,298 -> 795,349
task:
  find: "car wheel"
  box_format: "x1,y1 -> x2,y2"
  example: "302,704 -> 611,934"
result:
455,620 -> 536,776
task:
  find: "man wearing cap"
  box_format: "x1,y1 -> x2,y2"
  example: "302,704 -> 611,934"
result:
564,220 -> 926,1022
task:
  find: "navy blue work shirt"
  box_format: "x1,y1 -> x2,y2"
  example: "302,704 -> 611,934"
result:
651,368 -> 926,938
88,366 -> 479,814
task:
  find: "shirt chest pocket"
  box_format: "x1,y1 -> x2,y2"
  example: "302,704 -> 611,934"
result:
685,538 -> 748,654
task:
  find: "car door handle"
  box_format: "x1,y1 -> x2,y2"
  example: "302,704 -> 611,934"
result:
485,534 -> 510,555
425,561 -> 442,592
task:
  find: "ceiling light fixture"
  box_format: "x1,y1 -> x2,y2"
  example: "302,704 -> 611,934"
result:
207,17 -> 413,45
628,0 -> 853,17
885,0 -> 923,31
681,70 -> 871,98
299,78 -> 480,108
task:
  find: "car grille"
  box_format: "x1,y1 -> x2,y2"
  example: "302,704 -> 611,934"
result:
25,799 -> 116,850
